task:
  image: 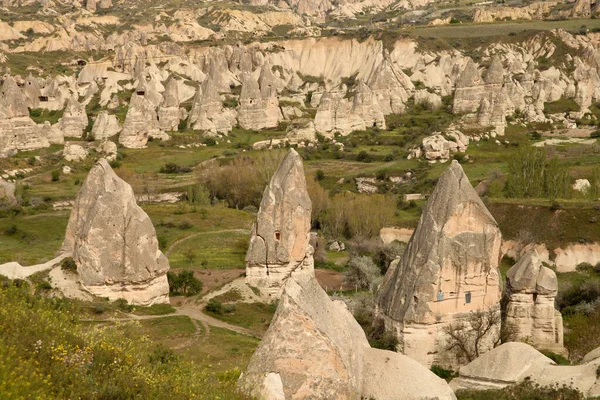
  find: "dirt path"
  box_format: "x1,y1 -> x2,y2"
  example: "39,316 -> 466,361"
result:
83,304 -> 261,339
164,229 -> 248,257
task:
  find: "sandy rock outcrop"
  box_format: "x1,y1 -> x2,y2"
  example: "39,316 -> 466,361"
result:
119,92 -> 162,149
63,143 -> 88,162
245,149 -> 312,298
58,95 -> 89,138
157,76 -> 185,131
377,160 -> 503,368
187,73 -> 237,134
553,243 -> 600,272
239,260 -> 456,400
91,111 -> 121,140
451,342 -> 600,397
61,159 -> 170,306
237,72 -> 283,130
0,77 -> 50,157
505,249 -> 564,352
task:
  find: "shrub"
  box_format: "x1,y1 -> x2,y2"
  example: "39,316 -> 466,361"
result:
205,299 -> 224,315
591,130 -> 600,138
60,257 -> 77,273
455,380 -> 583,400
4,224 -> 18,236
343,256 -> 382,292
167,270 -> 202,296
160,163 -> 192,174
430,364 -> 455,380
315,169 -> 325,181
540,350 -> 570,365
51,170 -> 60,182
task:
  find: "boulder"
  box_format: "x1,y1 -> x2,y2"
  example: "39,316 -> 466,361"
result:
422,134 -> 451,162
376,160 -> 503,368
245,149 -> 312,298
61,159 -> 170,306
63,143 -> 88,162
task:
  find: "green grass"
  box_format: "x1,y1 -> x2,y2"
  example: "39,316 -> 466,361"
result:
168,230 -> 250,270
132,303 -> 177,316
212,289 -> 243,303
204,302 -> 276,333
180,326 -> 260,372
138,315 -> 197,339
0,212 -> 68,265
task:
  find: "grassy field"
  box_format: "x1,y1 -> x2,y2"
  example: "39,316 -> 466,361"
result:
204,302 -> 277,333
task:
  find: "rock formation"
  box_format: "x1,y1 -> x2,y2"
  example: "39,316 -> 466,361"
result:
376,160 -> 503,368
505,249 -> 564,352
239,266 -> 457,400
91,111 -> 121,140
368,56 -> 413,114
61,159 -> 170,306
157,76 -> 185,131
0,77 -> 51,157
58,94 -> 89,138
245,149 -> 312,298
451,342 -> 600,397
119,92 -> 162,148
63,143 -> 88,162
187,73 -> 237,134
237,72 -> 283,130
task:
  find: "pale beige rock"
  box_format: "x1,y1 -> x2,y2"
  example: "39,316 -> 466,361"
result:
91,111 -> 121,140
58,95 -> 88,138
61,159 -> 169,306
377,160 -> 503,368
451,342 -> 600,396
63,143 -> 88,162
505,250 -> 564,353
187,73 -> 236,134
553,243 -> 600,272
380,227 -> 414,244
239,265 -> 456,400
245,149 -> 312,298
119,92 -> 162,149
157,76 -> 183,131
237,72 -> 283,130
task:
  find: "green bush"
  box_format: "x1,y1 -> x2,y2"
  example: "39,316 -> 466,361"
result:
167,270 -> 202,296
160,163 -> 192,174
455,380 -> 583,400
4,224 -> 18,236
60,257 -> 77,273
540,350 -> 570,365
51,170 -> 60,182
205,298 -> 224,315
430,364 -> 455,380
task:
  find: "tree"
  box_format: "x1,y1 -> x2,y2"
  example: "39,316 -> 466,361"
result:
167,270 -> 202,296
306,179 -> 330,230
443,308 -> 501,363
343,256 -> 382,292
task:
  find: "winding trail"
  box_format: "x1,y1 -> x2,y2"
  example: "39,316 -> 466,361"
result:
164,229 -> 248,257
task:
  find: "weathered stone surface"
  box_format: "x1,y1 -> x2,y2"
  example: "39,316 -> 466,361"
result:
422,134 -> 451,162
157,76 -> 184,131
61,159 -> 169,305
119,92 -> 163,148
451,342 -> 600,396
237,72 -> 282,130
58,94 -> 88,138
368,56 -> 412,114
245,149 -> 312,298
187,73 -> 236,134
505,250 -> 564,352
63,143 -> 88,162
91,111 -> 121,140
377,160 -> 503,368
239,267 -> 456,400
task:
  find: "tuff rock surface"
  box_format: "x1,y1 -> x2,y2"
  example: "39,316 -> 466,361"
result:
245,149 -> 312,298
376,160 -> 503,368
61,159 -> 170,305
505,249 -> 564,352
240,240 -> 456,399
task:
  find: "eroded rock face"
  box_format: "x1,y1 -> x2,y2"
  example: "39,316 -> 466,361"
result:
237,72 -> 283,130
58,94 -> 88,138
377,160 -> 503,368
505,250 -> 564,352
119,92 -> 162,148
187,73 -> 237,134
61,159 -> 169,305
91,111 -> 121,140
451,342 -> 600,397
239,266 -> 456,400
245,149 -> 312,298
157,76 -> 184,131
